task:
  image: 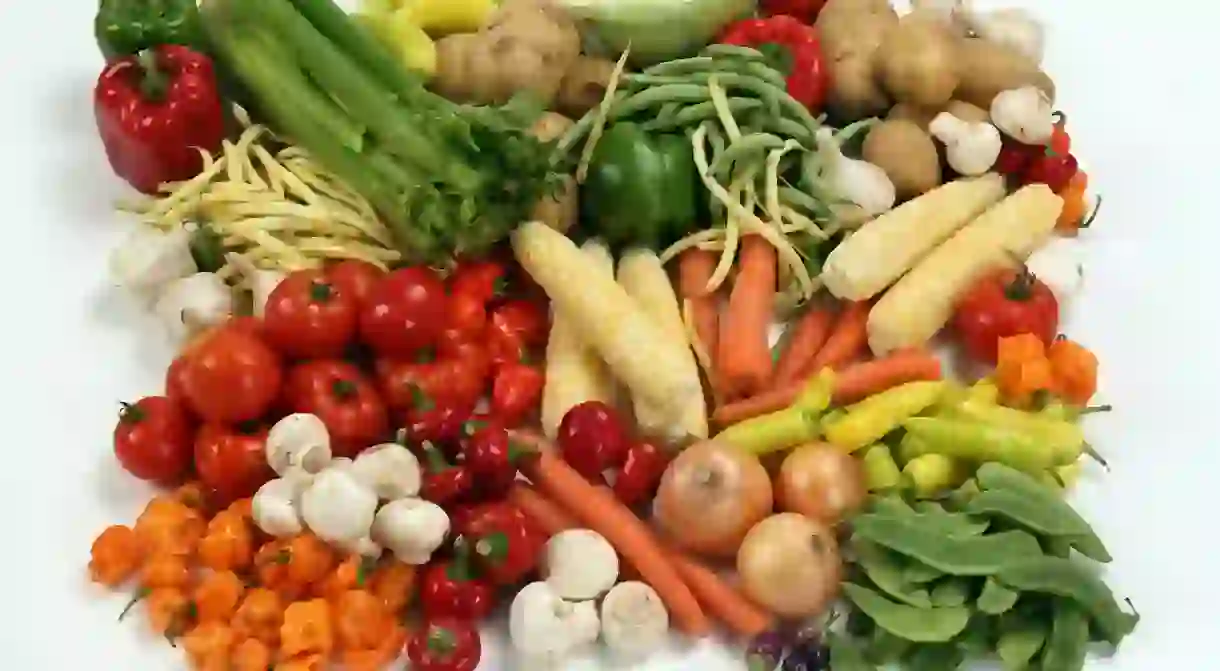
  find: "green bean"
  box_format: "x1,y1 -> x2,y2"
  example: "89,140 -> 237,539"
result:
654,102 -> 683,126
975,464 -> 1112,563
827,632 -> 876,671
930,578 -> 972,607
904,644 -> 964,671
853,540 -> 933,607
1039,603 -> 1090,671
746,114 -> 814,146
851,514 -> 1042,576
780,186 -> 833,218
996,608 -> 1048,670
640,98 -> 765,131
641,56 -> 716,76
743,61 -> 788,89
610,84 -> 711,120
843,583 -> 971,643
636,70 -> 818,132
702,43 -> 768,61
709,133 -> 786,182
978,578 -> 1020,615
995,556 -> 1138,645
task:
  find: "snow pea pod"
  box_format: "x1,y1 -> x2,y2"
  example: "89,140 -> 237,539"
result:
930,578 -> 971,607
865,628 -> 912,665
995,556 -> 1138,645
964,488 -> 1092,537
996,608 -> 1048,670
903,562 -> 944,585
827,632 -> 876,671
843,583 -> 971,643
851,514 -> 1041,576
978,578 -> 1020,615
904,643 -> 963,671
975,463 -> 1112,563
852,540 -> 932,607
1039,602 -> 1090,671
955,615 -> 994,655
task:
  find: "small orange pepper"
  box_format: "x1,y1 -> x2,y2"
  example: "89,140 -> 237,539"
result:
254,540 -> 300,599
280,599 -> 334,659
338,622 -> 407,671
283,534 -> 337,590
182,622 -> 236,671
368,561 -> 417,615
173,482 -> 209,511
197,510 -> 254,572
89,524 -> 142,587
313,555 -> 375,603
1047,337 -> 1099,405
277,653 -> 327,671
134,497 -> 205,557
225,497 -> 254,522
231,587 -> 284,646
996,334 -> 1055,405
133,587 -> 190,636
193,570 -> 246,624
231,637 -> 274,671
139,552 -> 192,590
333,590 -> 392,650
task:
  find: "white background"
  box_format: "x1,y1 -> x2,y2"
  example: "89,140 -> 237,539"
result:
1,0 -> 1217,668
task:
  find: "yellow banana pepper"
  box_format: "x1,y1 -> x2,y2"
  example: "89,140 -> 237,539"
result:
823,381 -> 947,453
401,0 -> 497,36
862,445 -> 902,492
357,8 -> 438,79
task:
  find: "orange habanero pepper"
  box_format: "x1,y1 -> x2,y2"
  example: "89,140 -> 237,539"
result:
333,589 -> 393,650
182,622 -> 237,671
995,333 -> 1055,405
230,637 -> 274,671
313,555 -> 376,602
368,562 -> 417,615
197,509 -> 254,572
130,587 -> 190,637
231,587 -> 284,646
134,497 -> 205,557
283,534 -> 337,590
193,570 -> 246,624
280,599 -> 334,659
89,524 -> 142,587
1048,337 -> 1100,405
338,622 -> 407,671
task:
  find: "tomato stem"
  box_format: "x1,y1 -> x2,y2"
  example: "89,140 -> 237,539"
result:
1002,265 -> 1037,302
118,401 -> 145,424
308,281 -> 334,303
331,379 -> 359,399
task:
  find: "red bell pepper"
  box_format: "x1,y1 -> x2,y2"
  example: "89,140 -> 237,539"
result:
462,422 -> 532,498
456,502 -> 544,586
490,362 -> 545,427
420,442 -> 474,506
760,0 -> 830,23
718,15 -> 829,113
418,544 -> 497,621
93,45 -> 225,194
613,441 -> 670,506
405,618 -> 482,671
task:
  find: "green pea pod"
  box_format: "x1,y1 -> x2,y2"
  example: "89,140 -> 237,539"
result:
904,643 -> 964,671
851,514 -> 1042,576
1042,537 -> 1074,558
852,539 -> 933,607
865,628 -> 912,665
955,615 -> 994,655
975,463 -> 1112,563
978,578 -> 1021,615
996,608 -> 1048,670
1039,602 -> 1090,671
869,494 -> 914,516
964,489 -> 1093,538
903,562 -> 944,585
995,556 -> 1137,646
843,583 -> 971,643
902,417 -> 1058,473
828,632 -> 877,671
930,579 -> 972,607
875,499 -> 989,537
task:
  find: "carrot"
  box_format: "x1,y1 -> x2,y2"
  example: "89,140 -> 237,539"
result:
508,483 -> 577,536
678,248 -> 721,373
773,306 -> 835,388
664,547 -> 774,638
717,236 -> 777,399
515,435 -> 710,636
713,350 -> 944,425
802,300 -> 869,375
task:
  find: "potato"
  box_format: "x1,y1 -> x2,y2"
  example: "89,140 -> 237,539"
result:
531,175 -> 578,233
943,100 -> 990,123
432,34 -> 480,101
861,119 -> 942,200
529,111 -> 575,143
887,102 -> 940,129
556,57 -> 616,118
817,0 -> 898,121
878,13 -> 960,108
955,38 -> 1056,109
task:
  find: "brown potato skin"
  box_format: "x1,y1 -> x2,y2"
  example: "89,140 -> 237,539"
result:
943,100 -> 990,123
817,0 -> 898,122
887,102 -> 940,129
954,38 -> 1056,109
878,13 -> 961,108
527,113 -> 578,232
556,57 -> 617,118
861,119 -> 942,201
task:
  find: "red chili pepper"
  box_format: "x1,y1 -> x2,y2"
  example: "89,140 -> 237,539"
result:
489,301 -> 549,350
94,45 -> 225,194
718,16 -> 829,112
420,442 -> 474,506
1048,112 -> 1071,157
760,0 -> 829,23
490,362 -> 545,427
418,544 -> 497,621
405,617 -> 482,671
462,422 -> 532,498
1022,151 -> 1079,194
455,502 -> 544,586
613,441 -> 670,506
446,261 -> 507,338
992,137 -> 1039,176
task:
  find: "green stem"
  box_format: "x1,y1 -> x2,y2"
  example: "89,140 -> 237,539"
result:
136,50 -> 169,102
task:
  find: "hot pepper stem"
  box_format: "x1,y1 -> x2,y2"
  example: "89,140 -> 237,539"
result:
1082,442 -> 1110,470
117,586 -> 150,621
422,442 -> 451,473
447,541 -> 474,581
136,49 -> 169,102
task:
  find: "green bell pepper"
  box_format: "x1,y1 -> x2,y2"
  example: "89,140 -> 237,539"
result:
95,0 -> 206,62
580,122 -> 701,249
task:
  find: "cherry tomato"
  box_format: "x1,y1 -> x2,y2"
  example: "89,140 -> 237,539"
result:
194,423 -> 274,506
437,330 -> 491,381
180,328 -> 283,424
262,270 -> 359,359
446,261 -> 508,337
490,362 -> 544,427
556,401 -> 630,482
377,356 -> 487,412
952,267 -> 1061,363
165,356 -> 192,411
992,137 -> 1039,176
446,291 -> 489,338
360,267 -> 448,357
113,396 -> 194,485
284,360 -> 390,458
1022,151 -> 1079,194
326,260 -> 385,308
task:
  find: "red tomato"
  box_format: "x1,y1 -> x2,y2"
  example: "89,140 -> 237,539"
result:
952,267 -> 1061,363
194,423 -> 274,506
262,269 -> 359,359
326,260 -> 385,308
165,356 -> 192,410
180,328 -> 283,423
284,360 -> 390,458
377,356 -> 487,412
437,329 -> 491,377
113,396 -> 194,485
489,300 -> 548,348
360,267 -> 448,357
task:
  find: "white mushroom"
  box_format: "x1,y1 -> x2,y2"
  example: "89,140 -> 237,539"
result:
542,529 -> 619,601
108,226 -> 197,296
265,414 -> 332,476
252,476 -> 309,538
225,252 -> 285,318
815,128 -> 896,218
990,86 -> 1054,145
928,113 -> 1003,176
153,272 -> 234,342
349,443 -> 422,501
299,467 -> 379,544
954,4 -> 1045,65
329,457 -> 355,473
338,535 -> 384,559
509,581 -> 601,666
371,498 -> 450,565
1024,236 -> 1085,305
600,581 -> 670,661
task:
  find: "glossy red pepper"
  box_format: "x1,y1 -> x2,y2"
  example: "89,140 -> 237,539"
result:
447,260 -> 509,336
613,441 -> 670,506
1022,149 -> 1079,194
456,502 -> 544,586
418,544 -> 497,621
556,401 -> 631,482
462,422 -> 531,497
486,300 -> 549,367
718,15 -> 829,112
420,443 -> 474,506
992,137 -> 1039,176
405,618 -> 482,671
760,0 -> 829,22
94,45 -> 225,194
490,362 -> 545,427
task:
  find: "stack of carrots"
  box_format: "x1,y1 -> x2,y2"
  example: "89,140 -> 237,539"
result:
679,243 -> 944,428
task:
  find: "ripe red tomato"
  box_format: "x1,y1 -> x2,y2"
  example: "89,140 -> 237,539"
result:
326,260 -> 385,308
489,300 -> 548,347
360,267 -> 448,357
194,422 -> 274,506
952,267 -> 1060,363
262,269 -> 359,359
113,396 -> 194,485
376,355 -> 487,412
180,327 -> 283,423
284,360 -> 390,458
165,356 -> 192,410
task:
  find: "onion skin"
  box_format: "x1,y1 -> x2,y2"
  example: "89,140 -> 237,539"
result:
776,442 -> 867,526
737,513 -> 842,619
653,440 -> 773,558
